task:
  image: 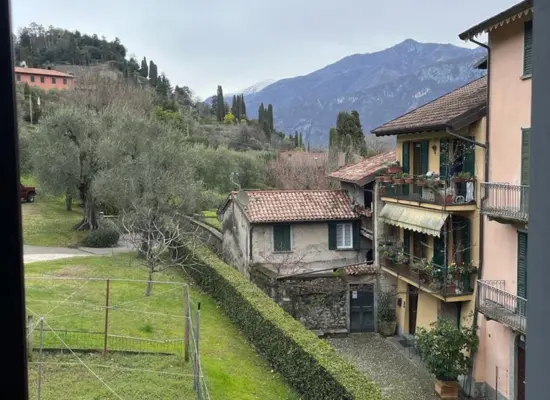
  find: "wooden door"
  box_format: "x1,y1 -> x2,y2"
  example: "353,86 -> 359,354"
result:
350,286 -> 374,333
517,338 -> 526,400
408,285 -> 418,335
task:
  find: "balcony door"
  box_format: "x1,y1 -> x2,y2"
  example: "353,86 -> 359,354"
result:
412,141 -> 428,196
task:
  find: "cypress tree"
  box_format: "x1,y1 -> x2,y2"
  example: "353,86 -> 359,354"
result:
294,134 -> 299,148
241,94 -> 247,119
267,104 -> 274,132
299,133 -> 303,148
211,93 -> 218,117
307,142 -> 311,152
149,60 -> 158,86
216,85 -> 225,122
231,95 -> 238,119
140,57 -> 148,78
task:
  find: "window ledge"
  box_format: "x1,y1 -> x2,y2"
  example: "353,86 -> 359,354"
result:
521,73 -> 532,81
335,248 -> 355,251
272,251 -> 293,254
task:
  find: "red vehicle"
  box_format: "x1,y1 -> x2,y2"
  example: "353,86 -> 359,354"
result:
20,183 -> 37,203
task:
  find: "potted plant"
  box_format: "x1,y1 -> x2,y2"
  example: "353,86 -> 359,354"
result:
452,171 -> 473,183
415,318 -> 479,400
382,173 -> 393,183
378,294 -> 397,337
375,174 -> 385,183
416,175 -> 427,187
386,161 -> 401,174
403,173 -> 414,184
392,173 -> 405,184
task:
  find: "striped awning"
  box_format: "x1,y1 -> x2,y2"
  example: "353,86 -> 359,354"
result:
379,203 -> 449,237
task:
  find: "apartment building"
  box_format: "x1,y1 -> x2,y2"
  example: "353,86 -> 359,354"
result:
371,76 -> 487,341
459,1 -> 531,400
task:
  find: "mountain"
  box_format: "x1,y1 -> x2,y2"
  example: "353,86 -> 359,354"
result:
228,79 -> 277,96
239,39 -> 486,146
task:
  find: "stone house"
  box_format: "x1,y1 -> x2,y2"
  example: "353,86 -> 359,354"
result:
217,189 -> 377,335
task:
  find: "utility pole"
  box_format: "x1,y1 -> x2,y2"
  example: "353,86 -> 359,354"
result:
527,1 -> 549,399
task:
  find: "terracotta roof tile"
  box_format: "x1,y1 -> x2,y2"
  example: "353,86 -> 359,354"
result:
236,190 -> 358,223
372,76 -> 487,136
329,150 -> 396,184
15,67 -> 75,78
343,263 -> 377,276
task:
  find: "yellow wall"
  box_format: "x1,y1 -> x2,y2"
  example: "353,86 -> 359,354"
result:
416,292 -> 439,331
395,279 -> 408,333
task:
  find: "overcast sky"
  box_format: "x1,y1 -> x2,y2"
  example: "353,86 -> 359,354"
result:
12,0 -> 518,99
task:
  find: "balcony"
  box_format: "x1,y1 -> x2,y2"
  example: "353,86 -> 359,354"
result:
477,280 -> 526,334
380,249 -> 476,301
379,178 -> 476,210
480,183 -> 529,223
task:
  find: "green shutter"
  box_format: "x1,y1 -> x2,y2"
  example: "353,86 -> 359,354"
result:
524,20 -> 533,76
517,231 -> 528,299
521,128 -> 531,186
403,229 -> 410,256
433,235 -> 445,266
328,222 -> 337,250
439,139 -> 449,179
419,140 -> 429,174
273,224 -> 291,252
353,221 -> 360,250
402,142 -> 410,195
463,138 -> 475,176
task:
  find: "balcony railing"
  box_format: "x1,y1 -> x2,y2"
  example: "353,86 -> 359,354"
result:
379,249 -> 476,298
380,178 -> 476,206
476,280 -> 526,334
480,183 -> 529,222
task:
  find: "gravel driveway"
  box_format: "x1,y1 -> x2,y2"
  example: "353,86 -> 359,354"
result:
326,333 -> 439,400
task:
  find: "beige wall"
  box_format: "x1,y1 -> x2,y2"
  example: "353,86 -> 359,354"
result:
221,202 -> 251,278
341,182 -> 365,207
250,222 -> 361,273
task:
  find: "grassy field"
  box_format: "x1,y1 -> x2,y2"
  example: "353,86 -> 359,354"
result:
21,176 -> 86,247
26,255 -> 297,400
200,210 -> 221,230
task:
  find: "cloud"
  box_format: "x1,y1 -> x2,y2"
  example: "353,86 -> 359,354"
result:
12,0 -> 518,98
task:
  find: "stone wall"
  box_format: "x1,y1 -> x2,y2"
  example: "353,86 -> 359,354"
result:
181,215 -> 223,255
251,266 -> 348,334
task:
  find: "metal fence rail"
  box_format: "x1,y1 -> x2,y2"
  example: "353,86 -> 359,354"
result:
477,280 -> 527,334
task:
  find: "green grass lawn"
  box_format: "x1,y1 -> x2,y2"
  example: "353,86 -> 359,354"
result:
26,255 -> 297,400
20,176 -> 87,247
201,210 -> 221,231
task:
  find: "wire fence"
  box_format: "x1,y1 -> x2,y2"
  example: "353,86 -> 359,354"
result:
25,276 -> 210,400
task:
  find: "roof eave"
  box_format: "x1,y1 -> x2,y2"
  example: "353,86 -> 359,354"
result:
447,104 -> 487,131
372,124 -> 449,137
250,216 -> 360,224
458,0 -> 533,41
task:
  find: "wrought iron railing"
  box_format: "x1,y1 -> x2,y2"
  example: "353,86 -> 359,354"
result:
477,280 -> 527,334
379,249 -> 476,298
380,179 -> 476,206
480,183 -> 529,222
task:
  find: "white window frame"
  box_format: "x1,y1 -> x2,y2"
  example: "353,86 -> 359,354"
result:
272,224 -> 292,253
336,223 -> 353,250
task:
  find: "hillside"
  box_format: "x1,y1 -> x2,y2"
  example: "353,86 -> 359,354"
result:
216,39 -> 486,146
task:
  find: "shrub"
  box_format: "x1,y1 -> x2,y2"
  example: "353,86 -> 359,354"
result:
82,228 -> 120,248
186,246 -> 382,400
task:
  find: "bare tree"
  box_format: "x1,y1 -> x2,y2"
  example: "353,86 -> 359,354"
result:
267,151 -> 330,189
258,250 -> 308,278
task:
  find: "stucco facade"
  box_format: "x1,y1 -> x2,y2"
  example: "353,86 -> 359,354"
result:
15,67 -> 75,91
471,11 -> 532,400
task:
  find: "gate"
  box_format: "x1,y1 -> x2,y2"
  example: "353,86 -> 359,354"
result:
350,285 -> 374,332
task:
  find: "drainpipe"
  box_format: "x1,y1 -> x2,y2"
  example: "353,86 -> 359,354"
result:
464,37 -> 491,397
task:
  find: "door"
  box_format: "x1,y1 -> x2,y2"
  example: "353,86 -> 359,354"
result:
350,287 -> 374,332
408,284 -> 418,334
517,337 -> 526,400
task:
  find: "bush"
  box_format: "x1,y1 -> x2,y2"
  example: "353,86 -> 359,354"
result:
186,246 -> 382,400
82,228 -> 120,248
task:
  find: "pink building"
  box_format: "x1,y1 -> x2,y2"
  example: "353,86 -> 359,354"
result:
459,1 -> 531,399
14,66 -> 75,91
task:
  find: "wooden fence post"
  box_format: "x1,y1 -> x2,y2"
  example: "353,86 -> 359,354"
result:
184,285 -> 190,362
103,279 -> 110,355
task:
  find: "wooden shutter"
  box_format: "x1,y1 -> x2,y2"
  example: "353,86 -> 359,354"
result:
328,222 -> 337,250
439,139 -> 449,179
463,138 -> 475,176
524,20 -> 533,76
273,224 -> 291,252
517,231 -> 528,299
402,142 -> 410,195
353,221 -> 360,250
521,128 -> 531,186
462,218 -> 471,264
419,140 -> 429,174
403,229 -> 410,256
433,235 -> 445,266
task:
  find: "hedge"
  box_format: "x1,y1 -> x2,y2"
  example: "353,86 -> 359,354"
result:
187,246 -> 382,400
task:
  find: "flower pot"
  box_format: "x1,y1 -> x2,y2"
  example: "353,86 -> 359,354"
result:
375,176 -> 384,182
393,178 -> 405,184
404,178 -> 414,184
387,166 -> 402,174
382,175 -> 393,183
446,283 -> 457,294
417,180 -> 427,187
452,177 -> 466,183
379,321 -> 397,337
434,380 -> 459,400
